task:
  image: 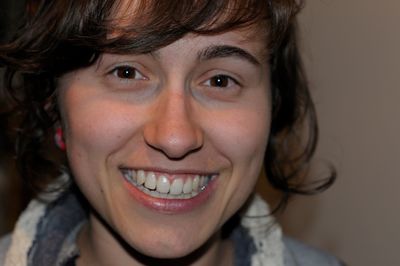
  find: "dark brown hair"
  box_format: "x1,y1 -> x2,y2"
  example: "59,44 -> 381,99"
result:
0,0 -> 335,209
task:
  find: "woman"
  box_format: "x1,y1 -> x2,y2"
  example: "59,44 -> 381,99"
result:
0,0 -> 341,265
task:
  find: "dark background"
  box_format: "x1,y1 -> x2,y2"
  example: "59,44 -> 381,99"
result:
0,0 -> 27,236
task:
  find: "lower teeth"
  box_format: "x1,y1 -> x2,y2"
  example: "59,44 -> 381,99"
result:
137,185 -> 200,199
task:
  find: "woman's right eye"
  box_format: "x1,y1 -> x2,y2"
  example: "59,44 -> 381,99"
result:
110,66 -> 146,80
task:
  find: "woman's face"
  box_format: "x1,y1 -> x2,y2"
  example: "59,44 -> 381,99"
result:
58,25 -> 271,259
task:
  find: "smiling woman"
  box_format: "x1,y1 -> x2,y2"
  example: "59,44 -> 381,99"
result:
0,0 -> 340,266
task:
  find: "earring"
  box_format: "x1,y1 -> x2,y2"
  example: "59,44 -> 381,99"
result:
55,127 -> 66,151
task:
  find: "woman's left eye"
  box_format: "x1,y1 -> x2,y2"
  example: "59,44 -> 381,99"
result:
110,66 -> 146,80
203,75 -> 238,88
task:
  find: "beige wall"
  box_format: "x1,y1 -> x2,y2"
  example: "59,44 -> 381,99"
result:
279,1 -> 400,265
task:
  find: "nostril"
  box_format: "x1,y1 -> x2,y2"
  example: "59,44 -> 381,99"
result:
143,120 -> 204,160
145,139 -> 203,160
142,90 -> 204,159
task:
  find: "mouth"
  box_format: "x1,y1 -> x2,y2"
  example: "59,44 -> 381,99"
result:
120,168 -> 216,200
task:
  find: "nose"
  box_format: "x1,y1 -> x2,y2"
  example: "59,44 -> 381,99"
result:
143,91 -> 203,159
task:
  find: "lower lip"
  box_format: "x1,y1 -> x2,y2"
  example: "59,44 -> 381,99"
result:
122,177 -> 217,214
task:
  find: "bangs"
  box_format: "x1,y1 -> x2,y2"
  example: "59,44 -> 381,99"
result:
78,0 -> 271,54
8,0 -> 301,74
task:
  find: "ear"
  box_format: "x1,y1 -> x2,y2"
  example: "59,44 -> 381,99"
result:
54,126 -> 66,151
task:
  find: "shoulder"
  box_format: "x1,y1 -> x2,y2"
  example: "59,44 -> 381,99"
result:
283,237 -> 344,266
0,234 -> 12,265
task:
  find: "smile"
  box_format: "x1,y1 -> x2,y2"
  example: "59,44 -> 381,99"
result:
120,169 -> 216,199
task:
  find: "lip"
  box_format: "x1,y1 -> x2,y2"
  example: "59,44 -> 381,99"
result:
121,169 -> 218,214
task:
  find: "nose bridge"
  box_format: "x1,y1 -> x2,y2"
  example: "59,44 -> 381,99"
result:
144,89 -> 203,159
160,91 -> 192,132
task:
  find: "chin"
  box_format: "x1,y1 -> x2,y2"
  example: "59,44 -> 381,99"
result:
127,236 -> 210,263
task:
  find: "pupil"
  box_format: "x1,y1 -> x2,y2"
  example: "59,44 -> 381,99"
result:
212,75 -> 228,87
118,67 -> 134,79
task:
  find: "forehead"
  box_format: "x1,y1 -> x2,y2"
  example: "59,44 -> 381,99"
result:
104,0 -> 270,55
149,28 -> 268,65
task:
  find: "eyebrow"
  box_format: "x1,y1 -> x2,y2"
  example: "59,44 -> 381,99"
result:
197,45 -> 261,66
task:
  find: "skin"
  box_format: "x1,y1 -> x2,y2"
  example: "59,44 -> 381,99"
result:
58,25 -> 271,266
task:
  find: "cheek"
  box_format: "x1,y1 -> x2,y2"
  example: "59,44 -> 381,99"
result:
68,112 -> 123,153
60,96 -> 143,209
63,98 -> 139,156
206,105 -> 270,223
59,90 -> 145,200
58,75 -> 141,157
209,107 -> 270,167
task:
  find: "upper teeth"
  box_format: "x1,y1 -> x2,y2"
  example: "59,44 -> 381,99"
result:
121,169 -> 213,198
